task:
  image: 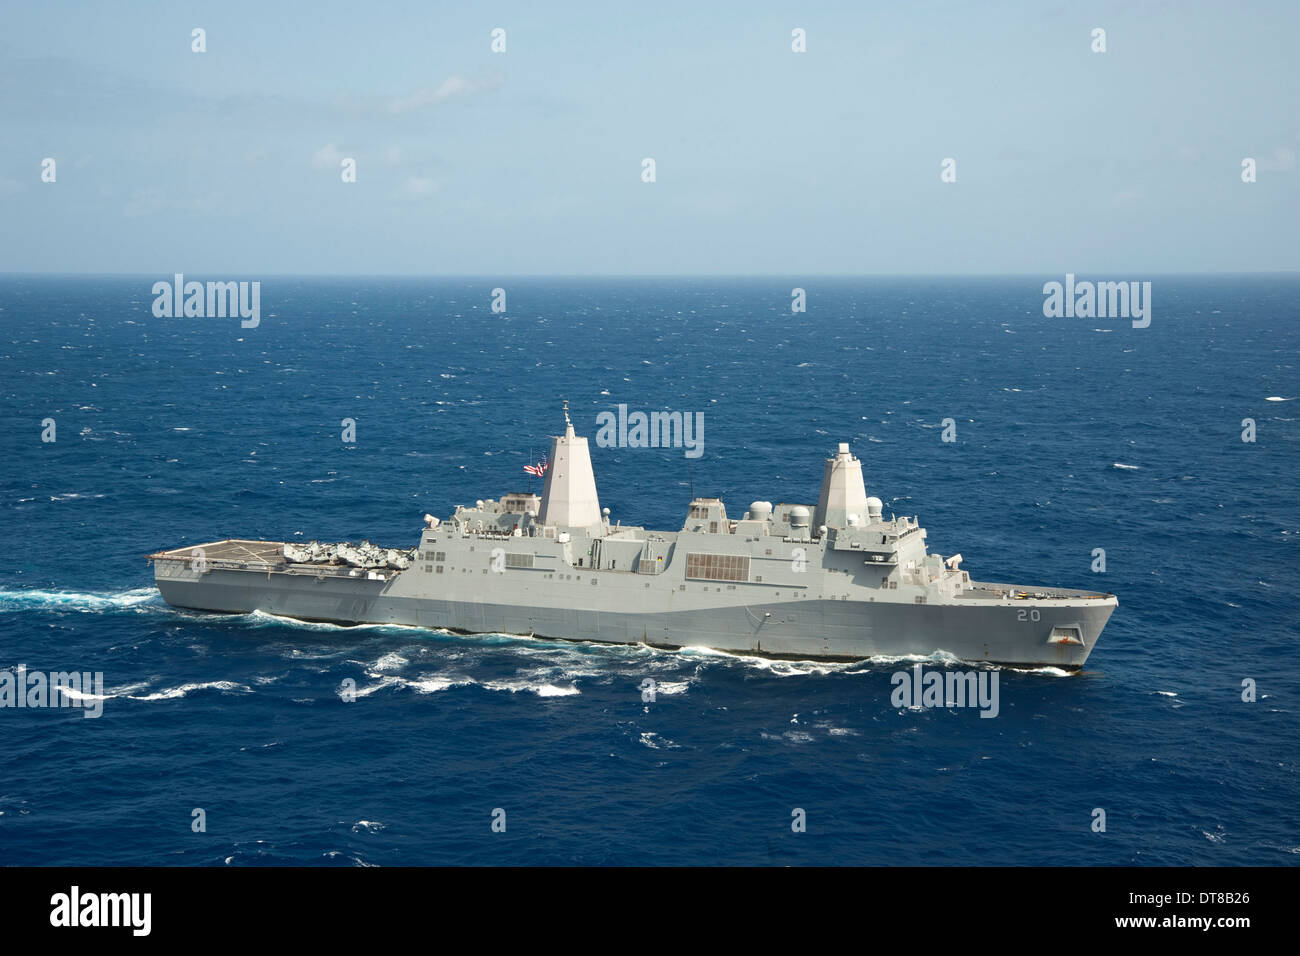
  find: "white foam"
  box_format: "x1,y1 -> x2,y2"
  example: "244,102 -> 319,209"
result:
55,685 -> 109,702
373,652 -> 409,671
247,609 -> 426,634
107,681 -> 150,697
1112,462 -> 1140,470
129,680 -> 253,701
652,681 -> 690,696
350,676 -> 402,698
353,672 -> 473,697
675,644 -> 849,676
1003,665 -> 1074,677
850,649 -> 967,669
483,678 -> 580,697
0,587 -> 158,613
406,676 -> 468,694
761,729 -> 815,744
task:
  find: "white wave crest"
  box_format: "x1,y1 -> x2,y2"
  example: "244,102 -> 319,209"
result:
129,680 -> 253,701
373,652 -> 409,671
0,587 -> 158,613
483,678 -> 580,697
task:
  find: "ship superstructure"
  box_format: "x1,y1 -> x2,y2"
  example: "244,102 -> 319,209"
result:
152,407 -> 1116,668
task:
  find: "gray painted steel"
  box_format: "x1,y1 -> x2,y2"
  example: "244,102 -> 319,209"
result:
151,427 -> 1117,669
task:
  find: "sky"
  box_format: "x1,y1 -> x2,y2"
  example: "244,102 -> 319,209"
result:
0,0 -> 1297,275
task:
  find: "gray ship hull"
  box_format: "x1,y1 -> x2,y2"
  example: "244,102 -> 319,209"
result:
150,428 -> 1119,671
154,553 -> 1114,669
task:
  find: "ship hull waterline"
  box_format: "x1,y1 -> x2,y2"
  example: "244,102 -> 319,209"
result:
155,568 -> 1115,670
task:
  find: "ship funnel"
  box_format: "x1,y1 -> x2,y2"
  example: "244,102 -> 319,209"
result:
814,442 -> 869,531
538,404 -> 603,533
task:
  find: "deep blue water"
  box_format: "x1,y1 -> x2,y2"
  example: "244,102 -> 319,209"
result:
0,275 -> 1296,866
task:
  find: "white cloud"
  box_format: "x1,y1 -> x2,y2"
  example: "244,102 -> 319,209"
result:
312,143 -> 346,168
403,176 -> 438,197
1260,147 -> 1295,172
387,74 -> 503,114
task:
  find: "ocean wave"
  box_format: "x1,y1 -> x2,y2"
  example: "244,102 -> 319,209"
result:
245,609 -> 429,635
373,652 -> 409,671
129,680 -> 253,701
1001,665 -> 1074,677
676,646 -> 984,677
651,680 -> 690,696
349,671 -> 475,698
0,587 -> 158,613
761,729 -> 816,744
482,678 -> 580,697
674,644 -> 858,676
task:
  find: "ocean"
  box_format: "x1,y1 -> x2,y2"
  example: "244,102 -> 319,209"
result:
0,274 -> 1296,866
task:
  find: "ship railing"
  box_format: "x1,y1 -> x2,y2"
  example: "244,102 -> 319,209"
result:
959,582 -> 1113,601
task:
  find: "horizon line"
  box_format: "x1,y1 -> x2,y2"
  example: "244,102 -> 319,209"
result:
1,270 -> 1298,280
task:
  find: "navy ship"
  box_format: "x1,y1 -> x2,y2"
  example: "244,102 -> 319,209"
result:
151,406 -> 1116,668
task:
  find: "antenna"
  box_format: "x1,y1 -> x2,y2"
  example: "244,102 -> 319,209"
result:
562,399 -> 571,428
689,458 -> 694,502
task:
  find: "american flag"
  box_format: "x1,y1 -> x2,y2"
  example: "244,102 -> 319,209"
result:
523,455 -> 548,477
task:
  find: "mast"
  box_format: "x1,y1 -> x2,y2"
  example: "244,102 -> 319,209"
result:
537,399 -> 602,533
